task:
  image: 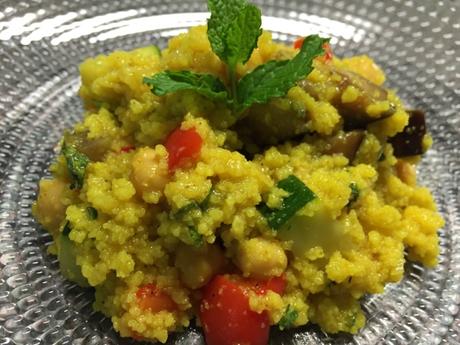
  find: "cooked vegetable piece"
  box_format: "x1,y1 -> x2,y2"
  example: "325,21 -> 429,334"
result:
258,175 -> 316,230
62,142 -> 90,189
86,207 -> 98,220
299,64 -> 396,129
395,160 -> 417,186
278,304 -> 298,330
323,130 -> 365,161
199,275 -> 284,345
136,284 -> 176,312
389,109 -> 426,157
58,222 -> 89,287
165,127 -> 203,171
64,131 -> 110,161
235,100 -> 309,146
134,45 -> 161,57
120,145 -> 135,153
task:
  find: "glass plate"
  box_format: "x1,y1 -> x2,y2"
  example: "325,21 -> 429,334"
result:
0,0 -> 459,344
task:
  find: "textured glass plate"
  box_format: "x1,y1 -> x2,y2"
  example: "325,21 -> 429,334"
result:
0,0 -> 459,344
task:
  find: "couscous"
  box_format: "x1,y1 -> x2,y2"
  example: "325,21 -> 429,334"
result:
33,0 -> 443,344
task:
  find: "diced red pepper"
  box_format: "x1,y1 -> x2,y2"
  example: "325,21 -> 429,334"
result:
120,145 -> 135,153
293,37 -> 304,50
318,42 -> 333,63
199,274 -> 286,345
241,274 -> 287,296
294,37 -> 333,63
136,283 -> 176,312
165,127 -> 203,172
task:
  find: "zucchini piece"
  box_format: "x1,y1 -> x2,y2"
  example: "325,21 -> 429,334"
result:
58,226 -> 89,287
134,45 -> 161,57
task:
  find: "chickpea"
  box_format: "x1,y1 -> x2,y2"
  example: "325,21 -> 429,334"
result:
131,147 -> 169,196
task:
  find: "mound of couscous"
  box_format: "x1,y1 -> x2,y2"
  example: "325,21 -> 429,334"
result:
33,1 -> 443,344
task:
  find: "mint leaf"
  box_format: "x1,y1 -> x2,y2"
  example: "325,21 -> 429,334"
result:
62,142 -> 89,190
207,0 -> 245,61
207,0 -> 261,69
223,3 -> 262,69
236,35 -> 328,111
143,71 -> 229,102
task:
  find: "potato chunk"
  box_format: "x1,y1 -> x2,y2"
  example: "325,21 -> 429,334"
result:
236,238 -> 287,279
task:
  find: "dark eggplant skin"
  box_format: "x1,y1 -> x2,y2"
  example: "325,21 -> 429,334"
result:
389,110 -> 427,157
298,64 -> 396,129
322,130 -> 365,161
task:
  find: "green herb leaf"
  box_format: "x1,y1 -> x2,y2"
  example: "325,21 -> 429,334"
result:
236,35 -> 328,111
86,206 -> 98,220
207,0 -> 261,70
143,71 -> 229,102
347,183 -> 360,207
278,305 -> 298,330
62,142 -> 90,190
258,175 -> 316,230
173,201 -> 201,220
200,186 -> 214,210
189,226 -> 204,247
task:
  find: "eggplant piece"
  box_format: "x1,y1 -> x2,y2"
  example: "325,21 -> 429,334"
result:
299,65 -> 396,129
389,110 -> 426,157
64,131 -> 111,161
322,130 -> 365,161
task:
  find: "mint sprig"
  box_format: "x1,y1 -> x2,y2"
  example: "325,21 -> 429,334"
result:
143,0 -> 328,116
143,71 -> 228,103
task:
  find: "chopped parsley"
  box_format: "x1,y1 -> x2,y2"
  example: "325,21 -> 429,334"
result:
189,227 -> 204,247
62,142 -> 89,190
278,305 -> 298,330
86,206 -> 98,220
258,175 -> 316,230
347,183 -> 360,207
